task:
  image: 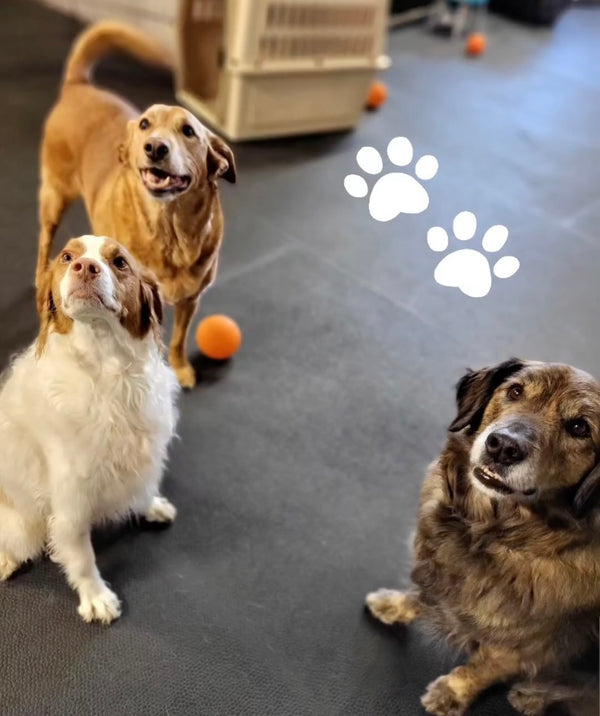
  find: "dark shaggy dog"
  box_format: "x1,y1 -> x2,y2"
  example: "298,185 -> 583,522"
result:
367,359 -> 600,715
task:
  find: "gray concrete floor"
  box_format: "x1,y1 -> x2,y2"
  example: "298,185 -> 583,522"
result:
0,2 -> 598,714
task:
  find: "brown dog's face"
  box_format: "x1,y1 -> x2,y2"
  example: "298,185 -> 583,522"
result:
121,104 -> 236,201
450,359 -> 600,508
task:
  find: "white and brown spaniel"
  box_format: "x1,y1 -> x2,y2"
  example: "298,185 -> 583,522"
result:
0,235 -> 179,624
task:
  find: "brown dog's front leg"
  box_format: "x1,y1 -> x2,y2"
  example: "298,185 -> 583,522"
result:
169,294 -> 200,389
421,647 -> 521,716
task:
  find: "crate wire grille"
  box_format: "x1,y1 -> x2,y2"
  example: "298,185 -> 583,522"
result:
260,3 -> 379,61
266,3 -> 377,27
192,0 -> 223,21
259,34 -> 375,60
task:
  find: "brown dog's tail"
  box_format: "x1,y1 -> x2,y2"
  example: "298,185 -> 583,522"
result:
63,21 -> 173,86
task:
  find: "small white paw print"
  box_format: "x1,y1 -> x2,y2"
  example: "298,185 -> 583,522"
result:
428,211 -> 520,298
344,137 -> 439,222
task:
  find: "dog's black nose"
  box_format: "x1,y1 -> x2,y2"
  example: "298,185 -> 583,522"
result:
485,429 -> 528,466
144,139 -> 169,161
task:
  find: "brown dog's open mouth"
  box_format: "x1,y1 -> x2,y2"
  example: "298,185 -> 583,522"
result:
473,467 -> 538,497
473,466 -> 515,495
140,168 -> 191,195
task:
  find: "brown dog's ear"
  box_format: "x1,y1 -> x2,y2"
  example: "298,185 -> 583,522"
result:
139,271 -> 163,341
574,462 -> 600,515
448,358 -> 525,434
207,133 -> 236,184
118,119 -> 135,165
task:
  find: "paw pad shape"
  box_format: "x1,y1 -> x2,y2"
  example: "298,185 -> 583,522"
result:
344,137 -> 439,222
428,211 -> 519,298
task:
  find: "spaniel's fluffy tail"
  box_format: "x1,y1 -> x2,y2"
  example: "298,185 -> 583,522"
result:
63,21 -> 173,86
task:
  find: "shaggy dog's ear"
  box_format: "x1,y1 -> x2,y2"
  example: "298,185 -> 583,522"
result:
574,462 -> 600,516
448,358 -> 525,434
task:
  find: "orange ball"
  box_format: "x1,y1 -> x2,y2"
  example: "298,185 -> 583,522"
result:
195,315 -> 242,360
366,80 -> 388,110
465,33 -> 487,57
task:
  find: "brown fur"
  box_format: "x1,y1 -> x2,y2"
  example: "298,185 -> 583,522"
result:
367,359 -> 600,716
37,237 -> 162,357
37,22 -> 236,388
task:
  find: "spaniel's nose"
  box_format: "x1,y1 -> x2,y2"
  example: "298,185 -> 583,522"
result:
72,258 -> 101,280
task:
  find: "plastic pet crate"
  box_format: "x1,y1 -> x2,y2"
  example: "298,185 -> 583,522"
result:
176,0 -> 390,140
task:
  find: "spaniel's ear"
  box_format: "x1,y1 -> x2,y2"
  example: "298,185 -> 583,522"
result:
448,358 -> 525,434
207,133 -> 236,184
35,269 -> 56,358
139,270 -> 163,341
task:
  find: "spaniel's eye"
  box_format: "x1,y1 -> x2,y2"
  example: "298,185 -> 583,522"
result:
113,256 -> 129,271
139,118 -> 150,130
507,383 -> 523,401
182,124 -> 196,138
566,418 -> 591,439
61,252 -> 73,263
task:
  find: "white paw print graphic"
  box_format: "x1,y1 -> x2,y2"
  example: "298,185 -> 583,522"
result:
428,211 -> 520,298
344,137 -> 439,222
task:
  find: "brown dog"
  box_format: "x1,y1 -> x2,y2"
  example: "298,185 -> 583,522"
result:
367,359 -> 600,715
37,22 -> 236,388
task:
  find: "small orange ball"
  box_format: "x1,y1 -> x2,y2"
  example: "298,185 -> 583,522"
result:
366,80 -> 388,110
465,32 -> 487,57
195,315 -> 242,360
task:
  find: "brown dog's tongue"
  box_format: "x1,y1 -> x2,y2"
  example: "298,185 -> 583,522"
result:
144,169 -> 171,190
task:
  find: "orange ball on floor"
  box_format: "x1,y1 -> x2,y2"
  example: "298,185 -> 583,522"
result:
366,80 -> 388,110
465,33 -> 487,57
195,315 -> 242,360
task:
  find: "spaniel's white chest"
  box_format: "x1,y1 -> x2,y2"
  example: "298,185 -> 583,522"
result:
4,326 -> 178,522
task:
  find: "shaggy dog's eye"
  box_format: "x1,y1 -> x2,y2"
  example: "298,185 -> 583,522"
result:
113,256 -> 129,271
507,383 -> 523,401
139,118 -> 150,130
565,418 -> 591,439
182,124 -> 196,138
61,252 -> 73,263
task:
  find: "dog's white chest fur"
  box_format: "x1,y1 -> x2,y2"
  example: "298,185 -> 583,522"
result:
0,321 -> 178,524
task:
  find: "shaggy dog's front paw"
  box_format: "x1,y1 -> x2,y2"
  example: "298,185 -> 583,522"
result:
421,676 -> 468,716
365,589 -> 419,625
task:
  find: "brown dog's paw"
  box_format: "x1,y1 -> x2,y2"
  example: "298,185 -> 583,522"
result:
174,363 -> 197,390
365,589 -> 419,625
421,676 -> 468,716
507,683 -> 547,716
